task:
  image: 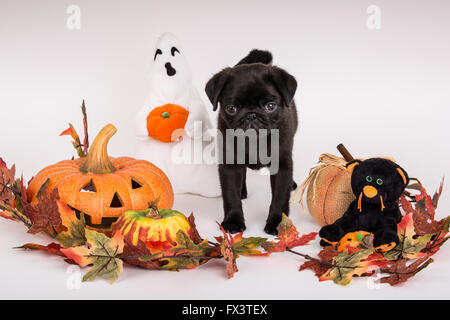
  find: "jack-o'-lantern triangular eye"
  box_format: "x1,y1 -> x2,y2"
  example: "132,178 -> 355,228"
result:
110,192 -> 123,208
80,179 -> 96,193
131,178 -> 143,189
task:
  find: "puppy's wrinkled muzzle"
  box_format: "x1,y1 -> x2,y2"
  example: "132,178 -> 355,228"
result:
363,185 -> 378,198
238,112 -> 269,131
245,112 -> 257,121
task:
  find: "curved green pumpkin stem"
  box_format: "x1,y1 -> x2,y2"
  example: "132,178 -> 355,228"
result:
79,124 -> 117,174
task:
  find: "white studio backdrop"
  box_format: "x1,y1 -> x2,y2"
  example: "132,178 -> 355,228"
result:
0,0 -> 449,299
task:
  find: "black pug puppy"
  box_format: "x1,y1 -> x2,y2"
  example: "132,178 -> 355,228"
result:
205,49 -> 298,235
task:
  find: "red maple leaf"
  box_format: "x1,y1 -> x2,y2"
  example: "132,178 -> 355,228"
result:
262,214 -> 317,253
26,180 -> 62,235
0,158 -> 16,205
121,238 -> 161,270
299,246 -> 339,277
379,255 -> 434,285
15,242 -> 76,264
187,212 -> 203,245
218,223 -> 238,279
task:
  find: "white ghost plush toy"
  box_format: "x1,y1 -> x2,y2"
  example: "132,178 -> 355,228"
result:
135,33 -> 221,197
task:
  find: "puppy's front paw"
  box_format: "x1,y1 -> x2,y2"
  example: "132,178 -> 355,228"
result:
264,215 -> 282,235
221,215 -> 246,234
264,223 -> 278,235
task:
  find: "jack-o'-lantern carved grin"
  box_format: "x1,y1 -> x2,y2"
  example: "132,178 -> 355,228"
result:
27,124 -> 174,232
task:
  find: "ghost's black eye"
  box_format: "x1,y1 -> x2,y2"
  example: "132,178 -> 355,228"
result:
154,49 -> 162,61
171,47 -> 180,56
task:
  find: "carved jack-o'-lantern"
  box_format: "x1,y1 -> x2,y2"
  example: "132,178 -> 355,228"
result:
27,124 -> 174,230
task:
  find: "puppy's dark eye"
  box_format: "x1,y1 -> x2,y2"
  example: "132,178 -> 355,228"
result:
225,105 -> 238,115
264,102 -> 278,113
154,49 -> 162,61
171,47 -> 180,56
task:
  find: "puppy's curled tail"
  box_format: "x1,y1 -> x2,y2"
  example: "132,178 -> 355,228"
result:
236,49 -> 273,66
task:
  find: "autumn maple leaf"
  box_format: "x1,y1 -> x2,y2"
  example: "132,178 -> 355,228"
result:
187,212 -> 203,245
261,214 -> 317,253
400,182 -> 445,236
12,175 -> 28,213
26,180 -> 62,235
218,224 -> 239,279
214,223 -> 269,278
15,242 -> 66,258
62,229 -> 125,284
215,232 -> 268,257
378,255 -> 434,285
0,160 -> 31,227
299,246 -> 340,278
0,158 -> 16,205
319,248 -> 375,285
120,238 -> 161,270
383,213 -> 432,261
55,201 -> 86,247
139,230 -> 217,271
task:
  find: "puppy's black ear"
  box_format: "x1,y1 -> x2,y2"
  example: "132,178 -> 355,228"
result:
205,68 -> 231,111
269,67 -> 297,107
236,49 -> 273,66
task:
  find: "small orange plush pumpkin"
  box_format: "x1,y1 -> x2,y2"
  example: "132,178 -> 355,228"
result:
27,124 -> 174,231
147,104 -> 189,142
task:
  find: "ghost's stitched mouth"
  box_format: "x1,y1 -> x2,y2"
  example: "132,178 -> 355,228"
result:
165,62 -> 176,76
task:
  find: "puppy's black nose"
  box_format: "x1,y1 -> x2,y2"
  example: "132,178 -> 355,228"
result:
245,113 -> 257,120
165,62 -> 176,76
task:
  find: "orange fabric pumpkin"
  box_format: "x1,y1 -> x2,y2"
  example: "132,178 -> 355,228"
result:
27,124 -> 174,231
306,164 -> 354,226
146,104 -> 189,142
292,154 -> 355,226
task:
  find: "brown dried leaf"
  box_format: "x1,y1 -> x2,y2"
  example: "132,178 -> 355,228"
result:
299,246 -> 339,277
121,238 -> 161,270
218,223 -> 238,279
379,255 -> 434,285
413,209 -> 443,236
187,212 -> 203,245
26,180 -> 61,235
0,158 -> 16,205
